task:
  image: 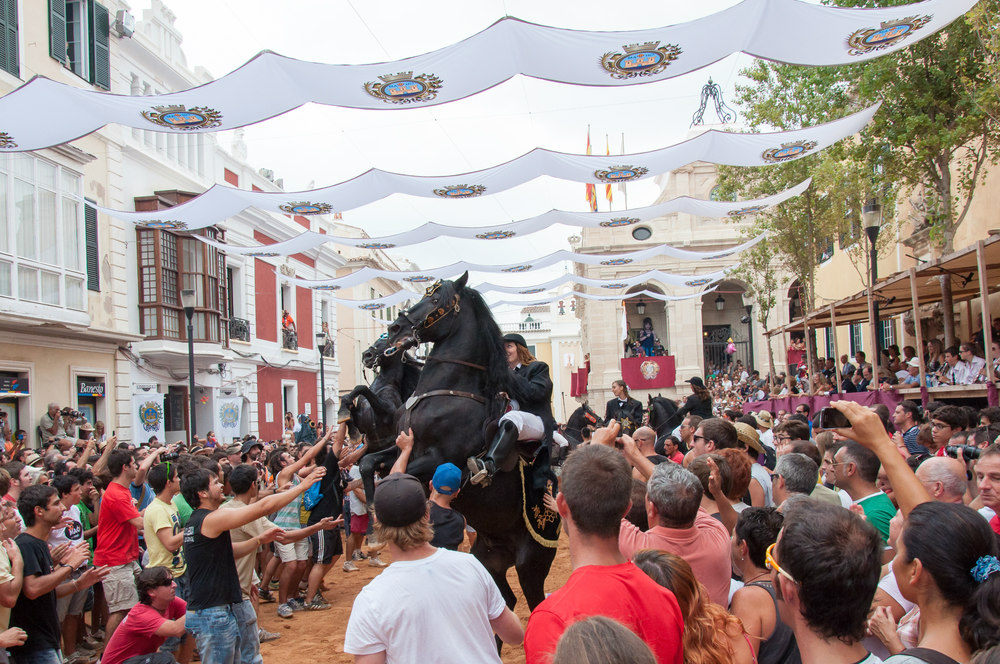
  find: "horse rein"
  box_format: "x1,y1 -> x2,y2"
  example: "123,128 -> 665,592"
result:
425,356 -> 486,372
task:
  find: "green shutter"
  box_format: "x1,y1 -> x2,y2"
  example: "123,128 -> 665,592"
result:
85,201 -> 99,292
88,2 -> 110,90
48,0 -> 66,64
0,0 -> 18,77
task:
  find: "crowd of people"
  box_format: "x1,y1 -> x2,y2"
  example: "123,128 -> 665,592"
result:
2,358 -> 1000,664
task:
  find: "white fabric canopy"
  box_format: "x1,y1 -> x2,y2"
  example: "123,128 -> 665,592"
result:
285,238 -> 757,290
0,0 -> 971,151
196,179 -> 808,255
473,269 -> 729,294
96,104 -> 875,227
489,288 -> 715,309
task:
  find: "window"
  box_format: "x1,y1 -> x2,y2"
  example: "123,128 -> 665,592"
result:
0,153 -> 86,310
49,0 -> 110,90
137,227 -> 229,343
849,323 -> 863,356
825,328 -> 834,359
880,319 -> 896,350
0,0 -> 18,77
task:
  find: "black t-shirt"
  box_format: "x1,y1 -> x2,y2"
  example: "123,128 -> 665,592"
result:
646,454 -> 670,465
428,502 -> 465,551
183,508 -> 242,611
306,449 -> 346,525
10,533 -> 60,654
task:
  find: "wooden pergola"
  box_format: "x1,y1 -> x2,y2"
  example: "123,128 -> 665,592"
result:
766,236 -> 1000,403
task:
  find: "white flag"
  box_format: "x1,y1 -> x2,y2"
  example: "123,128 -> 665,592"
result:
622,306 -> 629,342
132,392 -> 165,444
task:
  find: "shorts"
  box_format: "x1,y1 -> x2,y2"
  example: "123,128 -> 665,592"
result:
309,528 -> 343,565
349,514 -> 369,534
104,561 -> 141,613
274,538 -> 310,563
56,584 -> 88,621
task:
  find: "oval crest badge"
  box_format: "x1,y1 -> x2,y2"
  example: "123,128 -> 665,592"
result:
313,285 -> 341,290
245,251 -> 280,258
141,105 -> 223,130
601,41 -> 682,79
475,230 -> 515,240
433,184 -> 487,199
518,288 -> 545,294
364,71 -> 443,104
278,201 -> 333,215
594,165 -> 648,183
600,258 -> 633,266
137,220 -> 188,230
600,283 -> 628,289
403,275 -> 434,283
728,205 -> 767,218
639,360 -> 661,381
847,15 -> 932,56
600,217 -> 639,228
138,401 -> 164,432
218,402 -> 240,429
358,242 -> 395,250
502,265 -> 532,273
685,278 -> 713,287
761,141 -> 818,163
359,303 -> 385,310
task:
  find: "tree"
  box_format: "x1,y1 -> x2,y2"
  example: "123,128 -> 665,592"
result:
728,240 -> 780,383
724,1 -> 1000,345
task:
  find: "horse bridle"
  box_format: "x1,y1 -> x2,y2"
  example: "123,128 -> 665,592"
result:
399,282 -> 461,344
649,400 -> 679,437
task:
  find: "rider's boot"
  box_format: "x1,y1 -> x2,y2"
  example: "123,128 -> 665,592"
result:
467,420 -> 519,487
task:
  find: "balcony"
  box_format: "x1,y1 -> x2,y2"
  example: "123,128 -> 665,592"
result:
229,317 -> 250,343
501,321 -> 550,334
321,341 -> 335,358
282,327 -> 298,351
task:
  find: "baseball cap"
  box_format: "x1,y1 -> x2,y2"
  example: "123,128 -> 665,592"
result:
431,463 -> 461,495
907,357 -> 921,368
686,377 -> 705,389
225,443 -> 242,455
374,474 -> 428,527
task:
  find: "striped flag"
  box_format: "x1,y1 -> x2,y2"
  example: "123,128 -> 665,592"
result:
585,127 -> 597,212
605,134 -> 613,205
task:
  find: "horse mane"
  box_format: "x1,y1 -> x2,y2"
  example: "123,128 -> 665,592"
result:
459,283 -> 511,418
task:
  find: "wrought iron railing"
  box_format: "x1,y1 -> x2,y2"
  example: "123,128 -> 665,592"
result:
229,317 -> 250,342
282,327 -> 298,350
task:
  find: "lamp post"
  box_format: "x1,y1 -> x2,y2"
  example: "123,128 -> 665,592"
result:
863,199 -> 883,372
180,288 -> 197,442
316,332 -> 329,424
742,291 -> 754,372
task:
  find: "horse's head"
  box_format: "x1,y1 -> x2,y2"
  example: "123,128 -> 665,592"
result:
385,272 -> 468,355
362,334 -> 392,370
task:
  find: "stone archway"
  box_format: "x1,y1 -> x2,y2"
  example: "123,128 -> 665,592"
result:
624,285 -> 669,356
701,282 -> 751,375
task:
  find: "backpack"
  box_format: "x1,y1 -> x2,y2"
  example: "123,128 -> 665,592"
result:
302,481 -> 323,511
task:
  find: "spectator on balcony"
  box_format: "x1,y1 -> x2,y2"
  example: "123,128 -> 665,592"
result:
281,310 -> 297,349
637,318 -> 657,357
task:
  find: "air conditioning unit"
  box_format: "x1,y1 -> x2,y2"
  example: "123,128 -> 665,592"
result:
114,10 -> 135,38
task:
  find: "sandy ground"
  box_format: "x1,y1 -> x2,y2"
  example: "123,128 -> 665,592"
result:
256,531 -> 573,664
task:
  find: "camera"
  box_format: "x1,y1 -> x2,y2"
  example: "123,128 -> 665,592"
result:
60,407 -> 83,419
812,407 -> 852,430
944,444 -> 982,460
161,452 -> 180,462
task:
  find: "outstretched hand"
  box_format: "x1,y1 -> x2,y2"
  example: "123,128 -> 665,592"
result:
395,428 -> 414,454
591,421 -> 621,448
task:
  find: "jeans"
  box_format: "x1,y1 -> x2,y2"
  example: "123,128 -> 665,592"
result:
160,573 -> 192,654
232,599 -> 262,664
185,605 -> 240,664
10,649 -> 62,664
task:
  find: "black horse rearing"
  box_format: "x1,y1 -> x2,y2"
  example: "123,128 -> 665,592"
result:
385,273 -> 558,611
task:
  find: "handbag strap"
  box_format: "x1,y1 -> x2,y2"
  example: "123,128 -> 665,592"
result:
899,647 -> 963,664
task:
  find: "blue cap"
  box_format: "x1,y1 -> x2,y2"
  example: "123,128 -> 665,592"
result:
432,463 -> 462,495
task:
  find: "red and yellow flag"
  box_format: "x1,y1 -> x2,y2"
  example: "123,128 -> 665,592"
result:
585,128 -> 597,212
605,134 -> 613,205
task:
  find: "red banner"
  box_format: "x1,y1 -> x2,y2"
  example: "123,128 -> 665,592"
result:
621,356 -> 676,390
570,372 -> 580,397
578,368 -> 589,394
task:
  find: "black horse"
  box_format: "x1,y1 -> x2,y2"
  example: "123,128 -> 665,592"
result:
563,402 -> 604,448
385,273 -> 558,611
648,394 -> 683,454
338,334 -> 422,503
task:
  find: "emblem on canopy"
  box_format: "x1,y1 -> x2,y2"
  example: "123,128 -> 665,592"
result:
244,251 -> 280,258
600,217 -> 639,228
403,275 -> 435,283
594,166 -> 648,183
600,258 -> 633,266
685,278 -> 713,287
728,205 -> 767,218
502,265 -> 532,273
359,303 -> 386,310
278,202 -> 333,215
364,72 -> 443,104
141,105 -> 223,130
136,220 -> 188,230
475,230 -> 515,240
518,288 -> 545,294
761,141 -> 818,163
600,283 -> 628,289
433,184 -> 486,198
600,41 -> 682,79
847,15 -> 932,56
358,242 -> 395,250
313,285 -> 341,290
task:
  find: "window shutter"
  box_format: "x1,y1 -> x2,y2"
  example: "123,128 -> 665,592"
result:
85,201 -> 99,292
48,0 -> 66,64
0,0 -> 17,77
88,2 -> 110,90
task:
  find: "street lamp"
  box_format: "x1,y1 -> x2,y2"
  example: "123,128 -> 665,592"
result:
180,288 -> 197,442
741,291 -> 754,372
715,294 -> 725,311
863,199 -> 883,369
316,332 -> 330,424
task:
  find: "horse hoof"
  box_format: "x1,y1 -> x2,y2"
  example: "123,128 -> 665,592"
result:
337,407 -> 352,424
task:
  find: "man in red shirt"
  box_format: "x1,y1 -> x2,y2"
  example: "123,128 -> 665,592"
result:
95,450 -> 143,645
101,566 -> 186,664
524,443 -> 683,664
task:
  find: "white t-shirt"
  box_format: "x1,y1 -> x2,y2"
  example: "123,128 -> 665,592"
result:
760,428 -> 774,449
345,548 -> 506,664
48,504 -> 83,550
348,466 -> 365,516
750,462 -> 773,507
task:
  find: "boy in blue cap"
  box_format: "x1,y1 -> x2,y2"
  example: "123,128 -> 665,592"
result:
392,430 -> 469,551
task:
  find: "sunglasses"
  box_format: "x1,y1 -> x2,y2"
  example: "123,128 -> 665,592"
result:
765,542 -> 797,585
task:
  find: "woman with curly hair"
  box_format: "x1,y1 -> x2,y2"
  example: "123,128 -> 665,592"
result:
635,549 -> 756,664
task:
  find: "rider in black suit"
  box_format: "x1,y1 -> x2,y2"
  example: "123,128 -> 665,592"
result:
604,380 -> 644,436
468,333 -> 556,487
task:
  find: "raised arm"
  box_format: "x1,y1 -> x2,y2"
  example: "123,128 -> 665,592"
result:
202,466 -> 325,538
390,429 -> 414,475
91,435 -> 118,476
277,428 -> 333,486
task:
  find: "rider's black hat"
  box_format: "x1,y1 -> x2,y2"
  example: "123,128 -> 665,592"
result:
502,333 -> 528,348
